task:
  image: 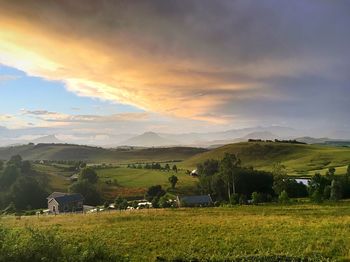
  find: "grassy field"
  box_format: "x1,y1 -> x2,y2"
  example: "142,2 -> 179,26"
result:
2,203 -> 350,261
31,163 -> 199,199
183,142 -> 350,176
97,167 -> 198,198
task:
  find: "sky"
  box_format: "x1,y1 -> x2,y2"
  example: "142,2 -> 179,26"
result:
0,0 -> 349,142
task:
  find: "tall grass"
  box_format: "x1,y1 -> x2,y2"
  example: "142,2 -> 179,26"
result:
0,224 -> 127,262
2,203 -> 350,261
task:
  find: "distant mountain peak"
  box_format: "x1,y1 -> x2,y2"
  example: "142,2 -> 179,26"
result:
31,135 -> 62,144
119,132 -> 178,147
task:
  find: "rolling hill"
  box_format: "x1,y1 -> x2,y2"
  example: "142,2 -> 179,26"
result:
183,142 -> 350,175
0,143 -> 207,163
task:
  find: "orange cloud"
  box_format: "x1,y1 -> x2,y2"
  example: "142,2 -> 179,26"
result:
0,1 -> 338,126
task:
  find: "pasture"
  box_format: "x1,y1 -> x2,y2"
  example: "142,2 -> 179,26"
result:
2,203 -> 350,261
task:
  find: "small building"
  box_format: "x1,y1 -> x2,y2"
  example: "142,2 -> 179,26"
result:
177,195 -> 213,207
47,192 -> 84,214
190,169 -> 199,177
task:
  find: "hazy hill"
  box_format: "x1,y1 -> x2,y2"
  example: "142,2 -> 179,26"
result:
119,132 -> 179,147
183,142 -> 350,175
31,135 -> 62,144
0,143 -> 207,163
243,131 -> 277,140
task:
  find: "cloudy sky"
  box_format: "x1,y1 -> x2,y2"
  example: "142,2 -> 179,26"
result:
0,0 -> 349,141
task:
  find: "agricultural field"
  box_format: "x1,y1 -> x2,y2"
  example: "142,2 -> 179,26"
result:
2,203 -> 350,261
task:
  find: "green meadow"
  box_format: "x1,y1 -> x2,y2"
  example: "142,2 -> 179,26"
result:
2,203 -> 350,261
183,142 -> 350,175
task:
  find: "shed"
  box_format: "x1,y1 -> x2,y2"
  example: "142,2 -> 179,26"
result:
177,195 -> 213,207
47,192 -> 84,214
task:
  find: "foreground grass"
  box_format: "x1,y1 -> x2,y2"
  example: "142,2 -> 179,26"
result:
2,204 -> 350,261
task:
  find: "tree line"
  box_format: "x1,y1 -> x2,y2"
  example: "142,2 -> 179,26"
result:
195,153 -> 350,204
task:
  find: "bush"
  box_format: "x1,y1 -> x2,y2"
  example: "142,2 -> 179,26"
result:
278,190 -> 290,204
0,225 -> 128,262
251,192 -> 262,205
311,190 -> 323,203
229,193 -> 239,205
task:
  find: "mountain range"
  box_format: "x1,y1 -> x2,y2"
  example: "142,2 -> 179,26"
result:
0,125 -> 349,148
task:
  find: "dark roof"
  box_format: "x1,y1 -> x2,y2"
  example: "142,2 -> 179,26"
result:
179,195 -> 213,205
47,192 -> 68,200
49,193 -> 84,205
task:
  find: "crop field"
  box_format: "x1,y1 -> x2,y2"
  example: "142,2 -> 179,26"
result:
2,203 -> 350,261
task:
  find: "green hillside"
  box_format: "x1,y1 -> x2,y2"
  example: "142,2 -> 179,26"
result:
183,142 -> 350,176
0,143 -> 207,163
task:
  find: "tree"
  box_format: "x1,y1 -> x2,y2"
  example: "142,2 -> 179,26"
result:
20,160 -> 32,174
10,176 -> 47,210
172,165 -> 178,173
168,175 -> 178,189
0,160 -> 3,170
114,196 -> 128,210
326,167 -> 336,179
272,162 -> 288,195
220,153 -> 241,199
164,164 -> 170,172
159,195 -> 171,208
311,189 -> 323,203
69,180 -> 101,205
251,192 -> 262,205
278,190 -> 290,204
197,159 -> 219,177
0,165 -> 20,189
145,185 -> 165,201
8,155 -> 22,168
308,173 -> 330,198
330,179 -> 342,201
347,164 -> 350,178
79,167 -> 98,184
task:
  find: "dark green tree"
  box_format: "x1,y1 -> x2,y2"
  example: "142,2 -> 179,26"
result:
172,165 -> 178,173
0,165 -> 20,189
330,179 -> 342,201
197,159 -> 219,177
8,155 -> 22,168
145,185 -> 165,201
69,180 -> 101,205
0,160 -> 4,170
168,175 -> 178,189
114,196 -> 128,210
79,167 -> 98,184
326,167 -> 336,180
10,176 -> 47,210
20,160 -> 32,174
251,192 -> 262,205
308,173 -> 330,198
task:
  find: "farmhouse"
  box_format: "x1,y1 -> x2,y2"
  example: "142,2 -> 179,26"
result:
177,195 -> 213,207
47,192 -> 84,214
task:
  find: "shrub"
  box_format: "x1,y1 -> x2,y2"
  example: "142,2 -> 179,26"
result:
0,225 -> 128,262
278,190 -> 290,204
251,192 -> 262,205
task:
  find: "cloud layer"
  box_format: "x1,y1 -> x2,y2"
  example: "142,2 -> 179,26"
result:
0,0 -> 349,131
